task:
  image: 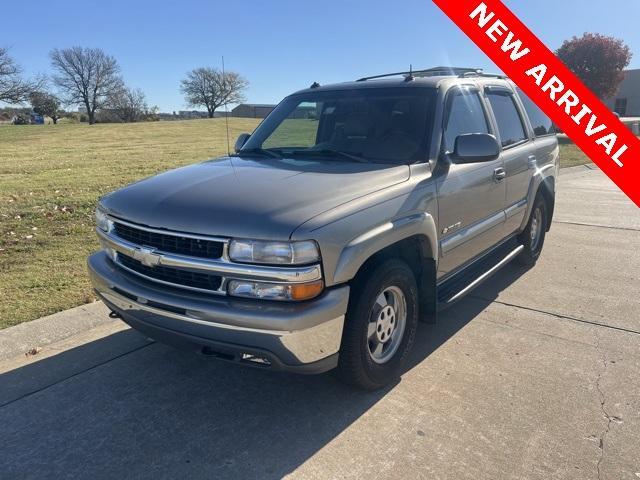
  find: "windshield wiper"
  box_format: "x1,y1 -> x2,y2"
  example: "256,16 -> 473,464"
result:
290,149 -> 369,163
236,148 -> 283,158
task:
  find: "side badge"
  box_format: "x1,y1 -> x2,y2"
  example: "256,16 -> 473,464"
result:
442,221 -> 462,235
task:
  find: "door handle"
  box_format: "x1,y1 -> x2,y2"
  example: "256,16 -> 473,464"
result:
528,155 -> 537,169
493,167 -> 506,182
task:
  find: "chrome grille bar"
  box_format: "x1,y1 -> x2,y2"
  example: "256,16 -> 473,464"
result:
96,228 -> 323,284
115,254 -> 227,295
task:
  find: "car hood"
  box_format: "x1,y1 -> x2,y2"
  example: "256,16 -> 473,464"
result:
100,156 -> 410,240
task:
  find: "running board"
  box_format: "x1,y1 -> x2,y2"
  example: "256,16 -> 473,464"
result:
437,243 -> 524,309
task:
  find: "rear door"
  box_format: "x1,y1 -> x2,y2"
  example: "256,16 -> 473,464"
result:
484,86 -> 534,234
515,86 -> 558,186
436,85 -> 506,279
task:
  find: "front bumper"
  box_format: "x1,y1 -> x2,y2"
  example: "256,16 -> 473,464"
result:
88,252 -> 349,373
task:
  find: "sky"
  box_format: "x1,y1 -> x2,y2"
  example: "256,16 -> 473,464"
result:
3,0 -> 640,112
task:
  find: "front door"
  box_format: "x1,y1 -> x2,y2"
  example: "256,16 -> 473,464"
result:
436,86 -> 506,279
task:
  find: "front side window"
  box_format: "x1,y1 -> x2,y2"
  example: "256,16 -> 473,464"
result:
242,88 -> 437,164
487,91 -> 528,147
443,90 -> 489,153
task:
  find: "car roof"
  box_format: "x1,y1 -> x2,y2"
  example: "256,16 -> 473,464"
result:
291,75 -> 513,95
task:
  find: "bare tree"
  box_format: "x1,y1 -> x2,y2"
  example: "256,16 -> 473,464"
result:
180,67 -> 248,118
108,86 -> 148,122
50,47 -> 123,124
0,47 -> 40,104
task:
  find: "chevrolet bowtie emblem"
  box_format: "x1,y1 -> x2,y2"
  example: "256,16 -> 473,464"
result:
132,246 -> 162,267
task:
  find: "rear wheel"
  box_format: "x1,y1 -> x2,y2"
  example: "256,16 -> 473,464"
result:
336,259 -> 418,390
517,194 -> 548,266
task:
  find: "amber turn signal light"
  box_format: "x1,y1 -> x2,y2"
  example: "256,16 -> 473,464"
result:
289,280 -> 324,301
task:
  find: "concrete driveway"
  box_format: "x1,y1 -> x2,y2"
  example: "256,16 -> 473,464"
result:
1,166 -> 638,480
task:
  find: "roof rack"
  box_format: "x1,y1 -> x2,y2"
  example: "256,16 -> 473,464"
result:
356,66 -> 507,82
460,71 -> 508,80
356,67 -> 478,82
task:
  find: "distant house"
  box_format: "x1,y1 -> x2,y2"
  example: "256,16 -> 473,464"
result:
157,112 -> 178,121
178,110 -> 209,119
605,69 -> 640,117
231,104 -> 276,119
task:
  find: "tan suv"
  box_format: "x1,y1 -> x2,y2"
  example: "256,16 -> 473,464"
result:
89,67 -> 558,389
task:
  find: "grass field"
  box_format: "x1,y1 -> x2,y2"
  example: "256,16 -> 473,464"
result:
555,139 -> 595,168
0,119 -> 590,329
0,119 -> 260,328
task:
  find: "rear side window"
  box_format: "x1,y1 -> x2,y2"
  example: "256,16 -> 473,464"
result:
487,91 -> 527,148
516,88 -> 555,137
443,90 -> 489,152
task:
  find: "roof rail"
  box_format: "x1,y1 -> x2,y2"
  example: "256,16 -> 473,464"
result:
356,66 -> 483,82
461,71 -> 508,80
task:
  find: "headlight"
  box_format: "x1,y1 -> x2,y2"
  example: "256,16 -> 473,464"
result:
228,279 -> 324,301
95,208 -> 112,232
228,239 -> 320,265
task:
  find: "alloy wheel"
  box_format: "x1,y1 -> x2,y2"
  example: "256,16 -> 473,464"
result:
366,286 -> 407,364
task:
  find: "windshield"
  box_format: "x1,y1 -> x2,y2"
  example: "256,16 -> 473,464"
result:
241,87 -> 437,164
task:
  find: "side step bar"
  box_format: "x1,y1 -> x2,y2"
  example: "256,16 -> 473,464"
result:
437,241 -> 524,310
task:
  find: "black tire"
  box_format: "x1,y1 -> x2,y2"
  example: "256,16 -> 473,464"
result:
336,258 -> 418,390
517,193 -> 548,266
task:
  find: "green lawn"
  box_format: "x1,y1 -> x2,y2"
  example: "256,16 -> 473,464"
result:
556,141 -> 595,168
0,119 -> 260,328
0,121 -> 590,329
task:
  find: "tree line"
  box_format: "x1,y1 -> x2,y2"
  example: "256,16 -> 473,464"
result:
0,46 -> 156,124
1,46 -> 248,125
1,33 -> 629,126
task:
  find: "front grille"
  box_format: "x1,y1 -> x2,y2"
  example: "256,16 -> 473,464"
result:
118,254 -> 223,292
113,222 -> 224,259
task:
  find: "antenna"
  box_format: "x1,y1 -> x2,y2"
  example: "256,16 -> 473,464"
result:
221,55 -> 231,156
405,64 -> 414,82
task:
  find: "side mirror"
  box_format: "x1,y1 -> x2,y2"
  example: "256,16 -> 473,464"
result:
234,133 -> 251,153
451,133 -> 500,163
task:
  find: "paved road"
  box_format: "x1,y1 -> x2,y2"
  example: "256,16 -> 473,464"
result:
1,167 -> 639,480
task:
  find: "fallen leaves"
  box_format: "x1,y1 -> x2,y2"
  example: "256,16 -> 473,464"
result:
25,347 -> 42,357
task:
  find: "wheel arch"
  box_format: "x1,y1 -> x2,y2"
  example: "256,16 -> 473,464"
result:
332,212 -> 438,286
539,175 -> 555,231
334,215 -> 439,324
520,165 -> 556,233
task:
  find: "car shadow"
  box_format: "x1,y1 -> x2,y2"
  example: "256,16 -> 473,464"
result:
0,263 -> 529,479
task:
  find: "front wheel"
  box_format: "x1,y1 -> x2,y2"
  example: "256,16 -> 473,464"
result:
517,194 -> 548,266
336,259 -> 418,390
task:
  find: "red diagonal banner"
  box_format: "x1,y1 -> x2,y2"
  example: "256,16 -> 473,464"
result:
433,0 -> 640,208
